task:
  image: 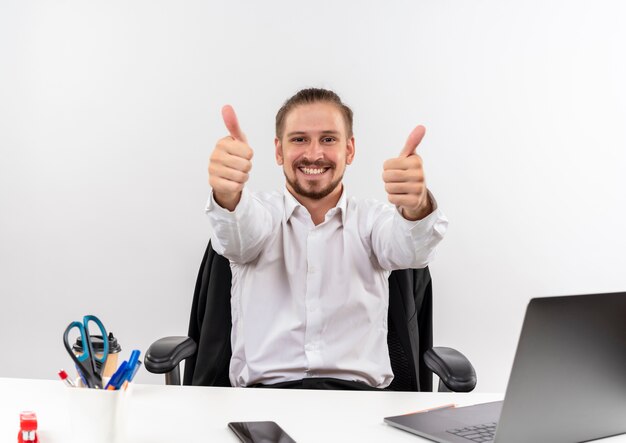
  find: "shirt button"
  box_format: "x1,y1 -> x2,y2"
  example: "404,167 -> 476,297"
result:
309,266 -> 316,273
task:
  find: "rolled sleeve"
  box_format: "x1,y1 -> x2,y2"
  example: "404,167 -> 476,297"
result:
205,188 -> 274,263
398,192 -> 448,252
372,191 -> 448,270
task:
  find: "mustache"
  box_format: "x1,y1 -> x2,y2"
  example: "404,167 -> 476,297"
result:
294,159 -> 335,169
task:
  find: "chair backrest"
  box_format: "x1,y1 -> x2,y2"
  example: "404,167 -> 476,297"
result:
183,241 -> 434,391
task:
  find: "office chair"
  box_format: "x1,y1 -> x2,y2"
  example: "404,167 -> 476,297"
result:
145,241 -> 476,392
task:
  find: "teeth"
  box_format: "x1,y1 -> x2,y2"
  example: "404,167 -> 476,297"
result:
301,167 -> 326,175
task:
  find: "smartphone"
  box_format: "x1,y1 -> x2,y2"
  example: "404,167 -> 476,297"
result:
227,421 -> 297,443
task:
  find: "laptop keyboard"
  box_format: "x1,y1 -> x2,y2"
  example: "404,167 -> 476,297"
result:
446,422 -> 497,442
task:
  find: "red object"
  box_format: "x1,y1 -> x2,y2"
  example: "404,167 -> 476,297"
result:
18,411 -> 39,443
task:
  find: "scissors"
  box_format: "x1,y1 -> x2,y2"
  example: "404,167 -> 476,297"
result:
62,315 -> 109,389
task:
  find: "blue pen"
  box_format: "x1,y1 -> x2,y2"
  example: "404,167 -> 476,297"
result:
75,364 -> 88,387
105,360 -> 128,390
123,350 -> 141,384
125,350 -> 140,377
128,360 -> 142,383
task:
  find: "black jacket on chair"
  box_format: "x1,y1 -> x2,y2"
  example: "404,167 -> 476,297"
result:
182,241 -> 435,391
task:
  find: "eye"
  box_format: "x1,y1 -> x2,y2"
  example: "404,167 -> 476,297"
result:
321,137 -> 336,144
291,137 -> 306,143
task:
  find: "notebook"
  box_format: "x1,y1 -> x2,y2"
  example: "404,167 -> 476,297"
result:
385,292 -> 626,443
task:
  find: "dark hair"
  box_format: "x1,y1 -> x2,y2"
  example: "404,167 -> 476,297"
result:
275,88 -> 353,138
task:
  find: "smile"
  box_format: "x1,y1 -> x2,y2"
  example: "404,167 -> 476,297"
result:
299,167 -> 330,175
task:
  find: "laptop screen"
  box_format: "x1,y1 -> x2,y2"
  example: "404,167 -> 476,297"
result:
495,292 -> 626,443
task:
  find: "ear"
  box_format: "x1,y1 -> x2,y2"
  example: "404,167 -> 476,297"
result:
275,137 -> 284,165
345,136 -> 355,165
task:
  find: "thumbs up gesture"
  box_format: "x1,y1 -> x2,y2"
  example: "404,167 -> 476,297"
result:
208,105 -> 254,211
382,125 -> 433,221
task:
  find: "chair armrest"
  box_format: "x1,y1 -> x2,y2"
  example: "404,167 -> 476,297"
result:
423,346 -> 477,392
145,336 -> 197,375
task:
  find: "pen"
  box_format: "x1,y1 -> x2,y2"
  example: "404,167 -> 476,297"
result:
124,350 -> 141,382
128,360 -> 142,383
122,360 -> 142,390
74,364 -> 89,388
124,350 -> 140,379
58,369 -> 76,387
105,361 -> 128,390
404,403 -> 457,415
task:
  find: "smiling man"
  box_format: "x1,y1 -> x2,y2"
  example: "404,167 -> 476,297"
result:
205,88 -> 448,389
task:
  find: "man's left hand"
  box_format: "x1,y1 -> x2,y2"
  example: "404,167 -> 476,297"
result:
382,125 -> 433,221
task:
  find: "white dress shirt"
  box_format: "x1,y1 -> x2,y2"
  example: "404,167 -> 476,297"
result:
205,187 -> 448,388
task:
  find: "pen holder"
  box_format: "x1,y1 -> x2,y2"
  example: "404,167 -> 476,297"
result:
66,383 -> 132,443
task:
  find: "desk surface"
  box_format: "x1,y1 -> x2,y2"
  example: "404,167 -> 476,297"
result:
1,377 -> 624,442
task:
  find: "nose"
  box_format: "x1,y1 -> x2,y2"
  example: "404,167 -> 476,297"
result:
302,139 -> 324,162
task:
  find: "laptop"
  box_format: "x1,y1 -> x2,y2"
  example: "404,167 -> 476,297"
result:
385,292 -> 626,443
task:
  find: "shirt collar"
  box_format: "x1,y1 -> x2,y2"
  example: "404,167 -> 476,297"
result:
283,186 -> 347,225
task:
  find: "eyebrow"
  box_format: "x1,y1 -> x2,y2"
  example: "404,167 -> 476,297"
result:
286,130 -> 341,137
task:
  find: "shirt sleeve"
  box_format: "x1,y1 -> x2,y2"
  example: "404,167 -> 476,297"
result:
369,190 -> 449,271
205,188 -> 277,264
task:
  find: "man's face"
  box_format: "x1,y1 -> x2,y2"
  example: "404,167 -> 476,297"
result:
275,102 -> 355,201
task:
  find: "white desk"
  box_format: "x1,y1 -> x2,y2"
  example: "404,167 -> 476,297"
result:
1,378 -> 624,442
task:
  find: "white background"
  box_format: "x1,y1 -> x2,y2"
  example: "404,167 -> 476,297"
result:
1,0 -> 625,392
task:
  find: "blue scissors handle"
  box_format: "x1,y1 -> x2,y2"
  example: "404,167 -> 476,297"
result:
83,315 -> 109,370
62,315 -> 109,388
63,321 -> 97,388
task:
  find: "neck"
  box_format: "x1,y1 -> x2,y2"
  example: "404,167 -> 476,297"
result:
287,183 -> 343,226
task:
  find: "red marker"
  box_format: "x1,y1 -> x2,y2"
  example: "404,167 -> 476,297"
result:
58,369 -> 76,387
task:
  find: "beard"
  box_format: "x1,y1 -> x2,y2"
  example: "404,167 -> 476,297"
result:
285,159 -> 344,200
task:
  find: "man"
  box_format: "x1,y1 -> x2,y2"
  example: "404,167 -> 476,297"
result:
206,88 -> 448,389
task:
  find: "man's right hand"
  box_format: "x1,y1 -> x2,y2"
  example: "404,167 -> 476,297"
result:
208,105 -> 254,211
